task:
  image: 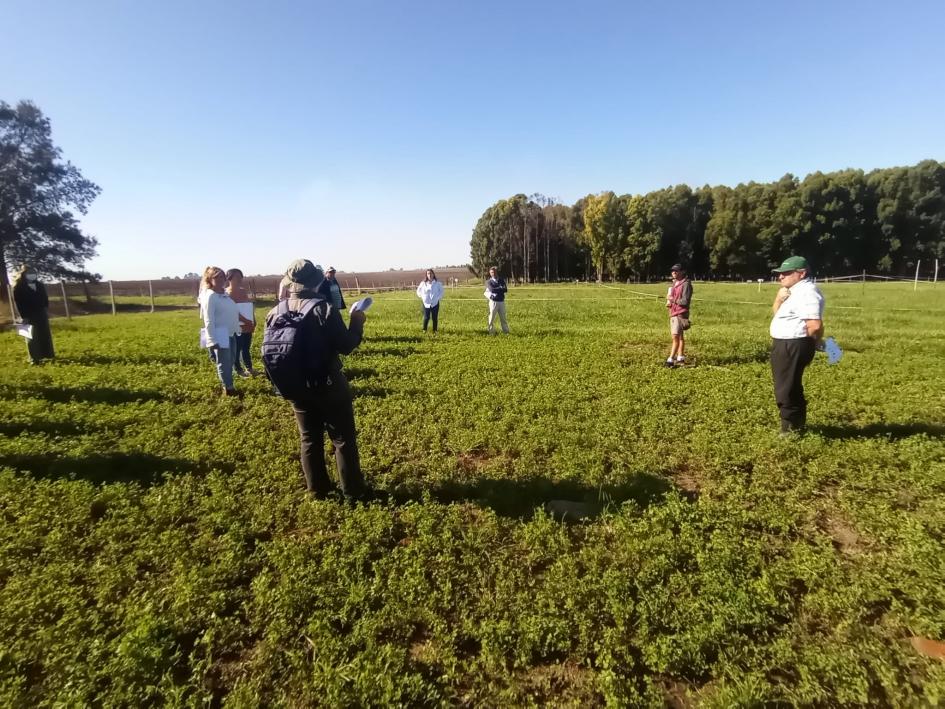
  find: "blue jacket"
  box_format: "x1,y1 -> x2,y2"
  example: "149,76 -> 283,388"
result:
486,277 -> 507,302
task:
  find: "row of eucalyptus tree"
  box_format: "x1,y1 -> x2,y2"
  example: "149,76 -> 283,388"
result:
469,160 -> 945,280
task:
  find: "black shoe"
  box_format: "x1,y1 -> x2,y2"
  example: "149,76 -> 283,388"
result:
663,360 -> 675,368
344,487 -> 390,505
779,422 -> 806,436
309,489 -> 342,502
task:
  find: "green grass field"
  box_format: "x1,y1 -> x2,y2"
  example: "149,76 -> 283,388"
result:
1,282 -> 943,706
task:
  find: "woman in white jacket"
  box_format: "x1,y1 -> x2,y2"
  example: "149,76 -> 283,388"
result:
199,266 -> 241,396
415,269 -> 445,333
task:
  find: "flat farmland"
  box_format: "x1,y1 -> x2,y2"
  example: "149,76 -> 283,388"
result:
1,282 -> 943,706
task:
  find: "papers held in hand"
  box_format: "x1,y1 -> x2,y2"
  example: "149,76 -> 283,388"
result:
16,323 -> 33,340
349,297 -> 373,315
824,336 -> 843,365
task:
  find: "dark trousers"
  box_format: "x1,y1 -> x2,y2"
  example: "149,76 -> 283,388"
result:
25,311 -> 55,362
233,332 -> 253,372
770,337 -> 816,432
422,304 -> 440,332
291,372 -> 366,497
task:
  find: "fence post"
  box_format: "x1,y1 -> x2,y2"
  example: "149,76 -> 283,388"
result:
60,281 -> 71,320
355,276 -> 361,295
109,280 -> 117,315
934,259 -> 939,286
914,261 -> 921,292
862,269 -> 866,297
149,280 -> 155,313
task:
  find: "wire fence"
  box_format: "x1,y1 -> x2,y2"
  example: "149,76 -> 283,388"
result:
3,268 -> 479,323
3,265 -> 940,325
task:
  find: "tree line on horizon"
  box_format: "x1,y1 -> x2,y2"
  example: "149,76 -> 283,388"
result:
469,159 -> 945,282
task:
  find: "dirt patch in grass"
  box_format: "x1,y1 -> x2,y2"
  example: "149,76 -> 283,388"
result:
660,677 -> 699,708
520,661 -> 598,706
669,463 -> 703,500
819,510 -> 864,555
456,447 -> 516,474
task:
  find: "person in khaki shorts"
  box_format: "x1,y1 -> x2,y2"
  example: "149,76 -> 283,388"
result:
664,263 -> 692,367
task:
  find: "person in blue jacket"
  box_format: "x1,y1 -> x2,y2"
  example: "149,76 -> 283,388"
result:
485,266 -> 510,334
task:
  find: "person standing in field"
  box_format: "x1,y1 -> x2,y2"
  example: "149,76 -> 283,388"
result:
12,265 -> 55,365
199,266 -> 241,396
416,268 -> 444,333
319,267 -> 346,311
770,256 -> 824,434
226,268 -> 257,377
485,266 -> 510,334
265,259 -> 371,501
664,263 -> 692,367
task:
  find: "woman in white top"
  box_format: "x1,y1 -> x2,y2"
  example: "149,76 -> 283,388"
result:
415,268 -> 445,333
199,265 -> 241,396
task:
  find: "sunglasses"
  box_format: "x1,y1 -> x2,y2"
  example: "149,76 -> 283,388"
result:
777,271 -> 796,278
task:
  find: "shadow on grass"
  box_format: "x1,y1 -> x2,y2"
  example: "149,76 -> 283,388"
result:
358,345 -> 419,358
368,335 -> 423,345
60,353 -> 197,366
390,472 -> 675,520
0,452 -> 227,486
708,349 -> 770,366
0,385 -> 163,405
350,384 -> 391,399
343,366 -> 377,381
0,421 -> 91,438
810,422 -> 945,440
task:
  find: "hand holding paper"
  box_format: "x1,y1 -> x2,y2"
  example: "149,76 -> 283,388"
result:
349,297 -> 373,315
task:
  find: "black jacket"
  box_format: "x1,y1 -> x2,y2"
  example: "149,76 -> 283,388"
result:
13,280 -> 49,321
283,293 -> 363,377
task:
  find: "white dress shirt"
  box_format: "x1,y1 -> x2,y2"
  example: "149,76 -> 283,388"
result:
770,279 -> 824,339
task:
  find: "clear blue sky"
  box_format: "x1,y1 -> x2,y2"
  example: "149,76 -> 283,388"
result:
6,0 -> 945,279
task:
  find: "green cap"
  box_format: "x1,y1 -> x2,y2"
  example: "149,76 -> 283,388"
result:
284,259 -> 324,290
773,255 -> 810,273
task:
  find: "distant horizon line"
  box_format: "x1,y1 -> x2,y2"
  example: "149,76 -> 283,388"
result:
69,264 -> 475,283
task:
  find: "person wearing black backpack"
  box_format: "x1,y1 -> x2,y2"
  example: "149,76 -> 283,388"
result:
262,259 -> 370,501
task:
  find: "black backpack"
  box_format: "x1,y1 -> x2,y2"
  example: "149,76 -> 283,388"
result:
261,298 -> 333,400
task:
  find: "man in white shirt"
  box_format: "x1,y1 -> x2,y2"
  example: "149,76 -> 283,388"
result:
769,256 -> 824,434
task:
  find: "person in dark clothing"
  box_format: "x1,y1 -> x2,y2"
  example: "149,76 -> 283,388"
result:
485,266 -> 510,334
274,258 -> 369,500
318,266 -> 346,311
12,266 -> 55,364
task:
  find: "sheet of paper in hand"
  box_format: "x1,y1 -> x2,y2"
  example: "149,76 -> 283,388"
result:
16,323 -> 33,340
349,297 -> 373,314
825,336 -> 843,365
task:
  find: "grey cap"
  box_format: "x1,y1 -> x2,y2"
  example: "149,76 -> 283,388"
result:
284,259 -> 324,291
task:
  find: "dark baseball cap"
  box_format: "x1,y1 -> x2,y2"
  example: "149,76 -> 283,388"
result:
773,256 -> 810,273
670,263 -> 685,272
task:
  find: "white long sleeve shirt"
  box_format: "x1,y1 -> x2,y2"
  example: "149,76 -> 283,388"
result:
200,290 -> 240,348
416,280 -> 444,308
